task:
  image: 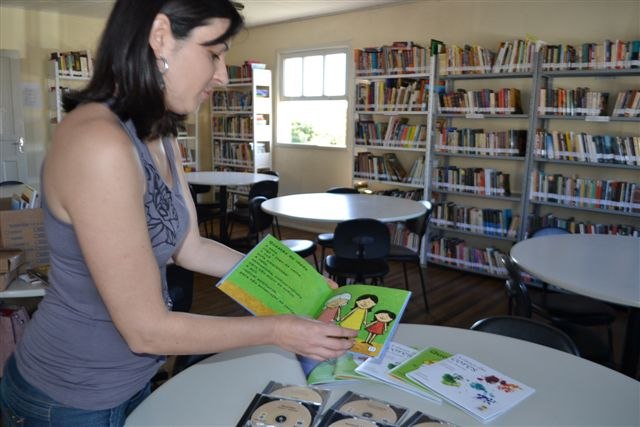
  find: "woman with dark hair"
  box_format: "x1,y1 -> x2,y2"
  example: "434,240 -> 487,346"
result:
0,1 -> 356,425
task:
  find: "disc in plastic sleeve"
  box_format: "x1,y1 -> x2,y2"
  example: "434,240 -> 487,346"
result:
270,386 -> 324,405
337,399 -> 398,424
250,399 -> 313,427
328,418 -> 380,427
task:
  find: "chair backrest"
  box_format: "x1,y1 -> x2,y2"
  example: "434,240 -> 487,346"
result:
248,180 -> 278,200
496,253 -> 533,317
248,196 -> 273,236
261,170 -> 280,177
532,226 -> 570,237
0,180 -> 24,186
333,218 -> 390,260
471,316 -> 580,356
404,200 -> 433,237
326,186 -> 359,194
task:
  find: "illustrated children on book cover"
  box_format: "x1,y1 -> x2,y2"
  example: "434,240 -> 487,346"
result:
316,293 -> 351,323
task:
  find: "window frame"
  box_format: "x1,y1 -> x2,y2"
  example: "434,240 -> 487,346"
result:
276,45 -> 352,148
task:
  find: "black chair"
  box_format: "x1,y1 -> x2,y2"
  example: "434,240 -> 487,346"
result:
316,187 -> 360,272
246,196 -> 318,270
497,253 -> 613,364
471,316 -> 580,356
227,180 -> 279,239
189,184 -> 222,239
324,218 -> 390,285
386,200 -> 432,312
0,180 -> 24,186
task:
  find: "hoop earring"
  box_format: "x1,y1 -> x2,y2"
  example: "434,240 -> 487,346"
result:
159,56 -> 169,74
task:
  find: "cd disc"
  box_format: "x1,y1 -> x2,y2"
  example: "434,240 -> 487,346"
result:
338,399 -> 398,424
328,418 -> 380,427
413,423 -> 449,427
270,386 -> 324,405
250,399 -> 313,427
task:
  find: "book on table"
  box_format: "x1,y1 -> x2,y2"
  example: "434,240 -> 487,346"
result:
404,353 -> 535,422
355,342 -> 447,403
216,234 -> 411,359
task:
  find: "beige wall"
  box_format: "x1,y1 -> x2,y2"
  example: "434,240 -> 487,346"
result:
1,0 -> 639,211
0,6 -> 104,186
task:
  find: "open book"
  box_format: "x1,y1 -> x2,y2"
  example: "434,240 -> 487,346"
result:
216,234 -> 411,358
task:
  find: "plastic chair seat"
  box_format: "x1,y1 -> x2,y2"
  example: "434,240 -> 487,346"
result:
470,316 -> 580,356
387,244 -> 419,261
324,255 -> 389,283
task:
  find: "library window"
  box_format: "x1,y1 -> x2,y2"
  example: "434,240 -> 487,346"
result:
277,48 -> 348,147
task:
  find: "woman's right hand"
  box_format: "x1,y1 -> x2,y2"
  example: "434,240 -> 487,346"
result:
270,315 -> 358,361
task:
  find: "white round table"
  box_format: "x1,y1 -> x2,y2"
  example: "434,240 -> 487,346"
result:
510,234 -> 640,377
185,172 -> 278,242
125,324 -> 640,427
261,193 -> 426,223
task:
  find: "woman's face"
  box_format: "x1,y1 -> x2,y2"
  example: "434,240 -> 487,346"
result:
162,18 -> 231,114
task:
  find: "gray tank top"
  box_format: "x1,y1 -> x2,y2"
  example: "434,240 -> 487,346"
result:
15,117 -> 190,410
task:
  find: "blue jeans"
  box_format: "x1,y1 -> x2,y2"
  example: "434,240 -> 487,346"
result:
0,355 -> 151,426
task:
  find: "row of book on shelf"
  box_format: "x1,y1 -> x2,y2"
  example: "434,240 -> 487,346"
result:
354,152 -> 424,186
525,213 -> 639,238
432,166 -> 512,197
212,116 -> 253,136
211,90 -> 253,111
427,237 -> 507,276
355,116 -> 428,149
225,60 -> 266,82
354,38 -> 640,76
362,124 -> 639,166
431,202 -> 519,239
356,76 -> 639,118
49,50 -> 93,77
529,171 -> 640,213
534,131 -> 640,166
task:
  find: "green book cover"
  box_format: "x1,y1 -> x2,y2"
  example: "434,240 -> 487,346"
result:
216,234 -> 412,358
389,346 -> 452,390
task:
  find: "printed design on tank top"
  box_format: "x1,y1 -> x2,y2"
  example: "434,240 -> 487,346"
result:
143,161 -> 178,310
144,162 -> 179,249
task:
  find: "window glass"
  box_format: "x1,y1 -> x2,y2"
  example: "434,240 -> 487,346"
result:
278,48 -> 349,147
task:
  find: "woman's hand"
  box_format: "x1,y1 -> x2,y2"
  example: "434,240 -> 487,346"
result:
326,278 -> 339,289
270,315 -> 358,361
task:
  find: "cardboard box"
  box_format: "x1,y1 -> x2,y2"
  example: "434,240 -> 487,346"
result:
0,249 -> 24,273
0,268 -> 18,292
0,202 -> 49,269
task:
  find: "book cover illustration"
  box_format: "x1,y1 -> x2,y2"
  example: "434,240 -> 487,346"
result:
406,354 -> 535,422
389,346 -> 452,394
355,342 -> 442,403
217,235 -> 411,358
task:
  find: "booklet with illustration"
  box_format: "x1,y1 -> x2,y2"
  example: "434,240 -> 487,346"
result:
389,346 -> 452,393
355,342 -> 443,403
405,353 -> 535,422
216,234 -> 412,358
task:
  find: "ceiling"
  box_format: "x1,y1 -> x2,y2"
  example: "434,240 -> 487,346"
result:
1,0 -> 410,27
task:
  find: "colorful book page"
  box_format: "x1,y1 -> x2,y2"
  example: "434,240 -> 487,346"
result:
406,353 -> 535,422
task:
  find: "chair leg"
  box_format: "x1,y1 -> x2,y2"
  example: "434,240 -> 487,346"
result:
401,263 -> 410,291
312,252 -> 319,272
416,261 -> 429,313
320,247 -> 326,273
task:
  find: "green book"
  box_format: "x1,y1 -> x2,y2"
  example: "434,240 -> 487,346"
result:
388,346 -> 452,390
216,234 -> 411,358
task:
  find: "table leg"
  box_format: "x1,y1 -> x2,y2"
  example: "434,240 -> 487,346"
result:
219,186 -> 228,243
621,307 -> 639,379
